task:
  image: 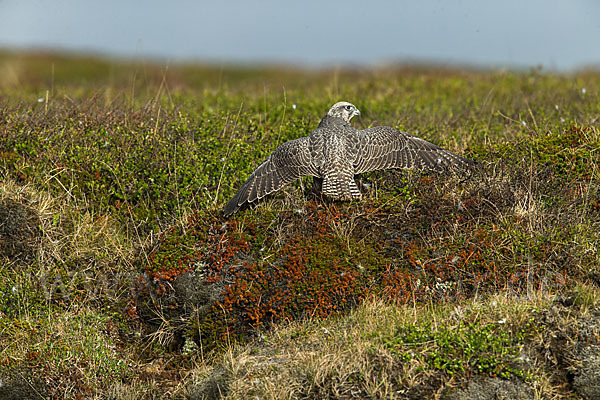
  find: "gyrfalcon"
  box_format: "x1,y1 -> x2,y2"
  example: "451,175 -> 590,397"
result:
223,101 -> 474,217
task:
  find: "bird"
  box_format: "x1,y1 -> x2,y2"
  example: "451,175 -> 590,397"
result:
223,101 -> 474,217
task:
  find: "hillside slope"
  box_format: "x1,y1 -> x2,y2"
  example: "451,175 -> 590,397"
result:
1,52 -> 599,398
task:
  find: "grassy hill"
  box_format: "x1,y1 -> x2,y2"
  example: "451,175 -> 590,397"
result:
1,51 -> 599,399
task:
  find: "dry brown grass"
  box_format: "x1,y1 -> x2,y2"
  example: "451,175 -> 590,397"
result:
0,177 -> 135,274
188,290 -> 595,400
0,178 -> 143,397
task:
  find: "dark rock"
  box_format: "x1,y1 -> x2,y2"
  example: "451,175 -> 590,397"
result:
187,368 -> 230,400
0,375 -> 45,400
0,198 -> 40,262
443,377 -> 534,400
173,271 -> 223,311
571,345 -> 600,399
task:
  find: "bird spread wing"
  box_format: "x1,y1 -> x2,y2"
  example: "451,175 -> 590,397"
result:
223,137 -> 317,217
352,126 -> 474,174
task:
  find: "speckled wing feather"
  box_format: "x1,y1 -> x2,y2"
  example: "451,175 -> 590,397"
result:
353,126 -> 474,174
223,137 -> 317,217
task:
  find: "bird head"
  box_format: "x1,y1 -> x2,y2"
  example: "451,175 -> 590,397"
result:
327,101 -> 361,122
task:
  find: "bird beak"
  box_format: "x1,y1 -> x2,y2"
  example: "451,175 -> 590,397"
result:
355,109 -> 361,116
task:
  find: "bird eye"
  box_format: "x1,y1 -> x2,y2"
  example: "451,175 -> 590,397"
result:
344,105 -> 353,111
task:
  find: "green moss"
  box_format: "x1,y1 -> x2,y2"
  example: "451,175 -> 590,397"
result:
371,316 -> 537,380
470,125 -> 600,183
1,310 -> 132,395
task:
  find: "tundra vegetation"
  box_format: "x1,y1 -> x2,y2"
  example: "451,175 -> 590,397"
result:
1,51 -> 599,399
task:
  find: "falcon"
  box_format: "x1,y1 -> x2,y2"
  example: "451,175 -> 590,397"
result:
223,101 -> 474,217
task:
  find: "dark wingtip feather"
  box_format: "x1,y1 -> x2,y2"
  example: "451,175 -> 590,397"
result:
223,195 -> 241,218
223,179 -> 252,217
223,175 -> 255,217
454,153 -> 478,170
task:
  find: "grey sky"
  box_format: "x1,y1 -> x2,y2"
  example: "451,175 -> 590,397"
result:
1,0 -> 599,70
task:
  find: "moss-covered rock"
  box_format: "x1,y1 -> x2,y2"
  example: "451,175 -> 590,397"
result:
136,134 -> 599,350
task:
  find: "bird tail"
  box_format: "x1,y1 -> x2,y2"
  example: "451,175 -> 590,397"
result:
322,173 -> 361,200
